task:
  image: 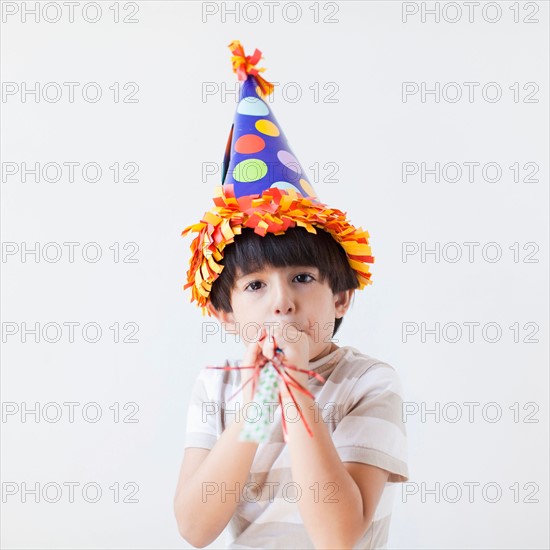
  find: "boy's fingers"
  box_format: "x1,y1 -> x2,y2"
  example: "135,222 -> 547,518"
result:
262,339 -> 275,360
243,326 -> 268,367
243,340 -> 261,366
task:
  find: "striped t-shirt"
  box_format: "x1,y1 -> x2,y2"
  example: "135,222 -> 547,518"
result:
184,344 -> 409,549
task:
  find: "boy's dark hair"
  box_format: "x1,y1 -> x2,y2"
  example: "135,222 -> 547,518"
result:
209,226 -> 360,337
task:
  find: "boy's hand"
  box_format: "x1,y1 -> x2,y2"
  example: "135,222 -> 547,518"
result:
261,323 -> 309,400
239,326 -> 268,403
239,324 -> 310,403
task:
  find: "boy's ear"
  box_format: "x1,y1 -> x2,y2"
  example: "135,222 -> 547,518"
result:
206,301 -> 236,328
334,289 -> 354,319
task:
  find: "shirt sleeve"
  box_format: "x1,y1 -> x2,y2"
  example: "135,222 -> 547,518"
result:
331,362 -> 409,483
183,369 -> 220,450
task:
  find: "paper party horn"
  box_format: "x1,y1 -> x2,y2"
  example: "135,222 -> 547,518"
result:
205,347 -> 327,442
239,359 -> 279,443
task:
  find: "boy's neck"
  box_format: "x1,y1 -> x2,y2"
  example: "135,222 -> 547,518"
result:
310,342 -> 338,363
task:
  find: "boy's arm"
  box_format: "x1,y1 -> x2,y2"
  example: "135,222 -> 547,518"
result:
173,400 -> 259,548
174,336 -> 266,548
282,390 -> 389,550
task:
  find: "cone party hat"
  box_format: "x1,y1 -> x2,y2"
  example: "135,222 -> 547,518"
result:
182,41 -> 374,316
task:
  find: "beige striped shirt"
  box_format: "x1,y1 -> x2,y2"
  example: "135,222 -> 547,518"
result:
184,345 -> 409,549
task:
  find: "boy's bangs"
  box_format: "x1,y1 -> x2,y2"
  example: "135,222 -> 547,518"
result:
226,227 -> 337,277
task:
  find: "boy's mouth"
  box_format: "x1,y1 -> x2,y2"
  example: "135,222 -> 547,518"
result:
262,321 -> 306,334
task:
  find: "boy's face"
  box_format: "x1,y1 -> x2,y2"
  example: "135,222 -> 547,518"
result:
207,264 -> 354,362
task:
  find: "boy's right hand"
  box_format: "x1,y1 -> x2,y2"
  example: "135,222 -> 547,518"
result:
239,326 -> 268,403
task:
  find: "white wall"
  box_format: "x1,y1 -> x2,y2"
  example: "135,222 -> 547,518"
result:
1,1 -> 548,548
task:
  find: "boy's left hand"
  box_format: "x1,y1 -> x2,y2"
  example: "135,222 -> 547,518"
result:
260,323 -> 310,399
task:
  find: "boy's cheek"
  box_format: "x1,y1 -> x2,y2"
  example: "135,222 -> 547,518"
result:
283,338 -> 310,371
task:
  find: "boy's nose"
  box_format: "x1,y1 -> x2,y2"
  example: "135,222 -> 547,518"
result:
274,301 -> 294,315
272,285 -> 295,316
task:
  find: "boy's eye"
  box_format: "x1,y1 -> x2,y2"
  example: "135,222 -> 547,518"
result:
243,273 -> 315,292
295,273 -> 315,283
245,281 -> 264,292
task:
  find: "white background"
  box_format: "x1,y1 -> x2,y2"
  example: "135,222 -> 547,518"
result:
1,1 -> 548,548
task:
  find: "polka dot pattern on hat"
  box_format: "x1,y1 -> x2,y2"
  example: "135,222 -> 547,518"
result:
223,74 -> 318,202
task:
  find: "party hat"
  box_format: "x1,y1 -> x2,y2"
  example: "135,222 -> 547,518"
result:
182,41 -> 374,316
222,40 -> 319,201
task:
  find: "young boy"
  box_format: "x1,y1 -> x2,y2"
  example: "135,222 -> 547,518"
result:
174,41 -> 409,549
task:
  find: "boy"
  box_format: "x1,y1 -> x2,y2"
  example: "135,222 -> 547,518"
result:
175,41 -> 409,549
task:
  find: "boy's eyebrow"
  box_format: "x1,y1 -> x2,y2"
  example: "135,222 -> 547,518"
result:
235,270 -> 263,281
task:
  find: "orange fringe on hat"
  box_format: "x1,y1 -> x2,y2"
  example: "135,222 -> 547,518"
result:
181,184 -> 374,316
